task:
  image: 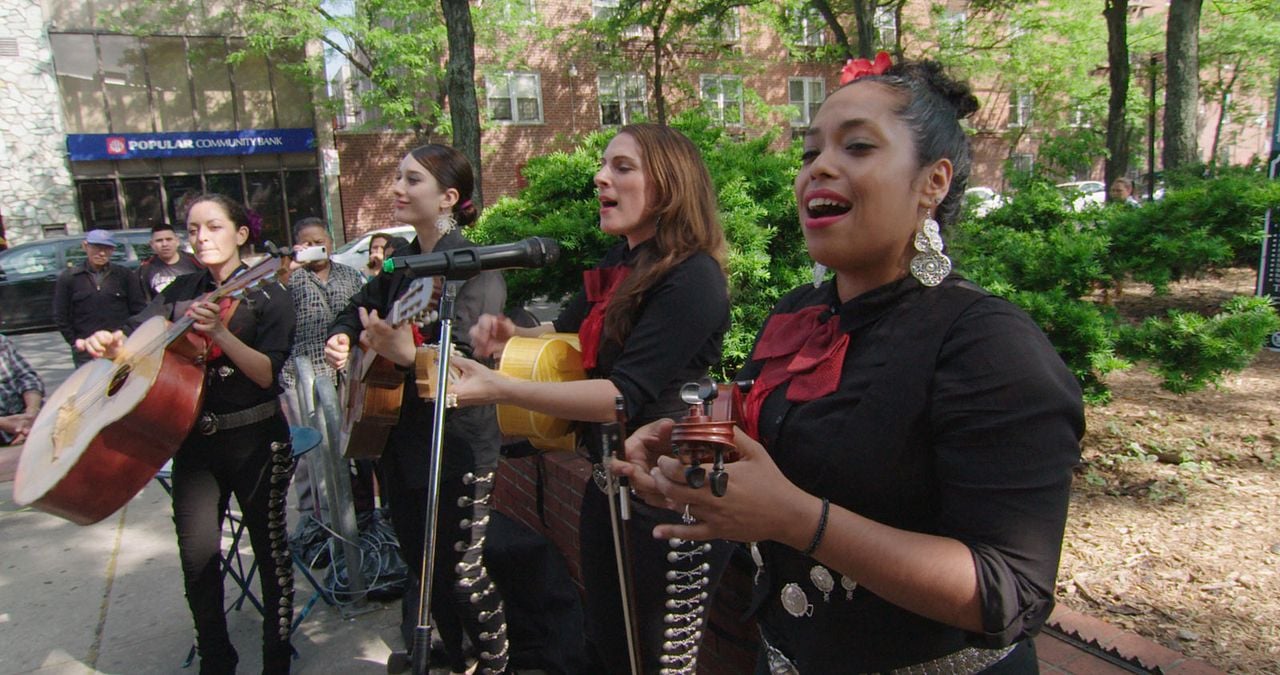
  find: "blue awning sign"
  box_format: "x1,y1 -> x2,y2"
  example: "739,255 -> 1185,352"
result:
66,128 -> 317,161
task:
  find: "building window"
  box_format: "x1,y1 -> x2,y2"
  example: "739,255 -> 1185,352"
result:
788,77 -> 825,128
1008,91 -> 1034,128
874,7 -> 896,48
700,75 -> 744,126
486,72 -> 543,124
705,7 -> 740,43
599,73 -> 647,126
592,0 -> 644,37
1068,99 -> 1090,128
940,9 -> 967,48
1011,152 -> 1035,174
792,7 -> 826,47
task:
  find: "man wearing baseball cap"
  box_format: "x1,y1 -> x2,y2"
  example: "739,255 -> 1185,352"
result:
53,229 -> 147,367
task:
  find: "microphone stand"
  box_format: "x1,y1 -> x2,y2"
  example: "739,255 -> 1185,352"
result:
408,279 -> 462,675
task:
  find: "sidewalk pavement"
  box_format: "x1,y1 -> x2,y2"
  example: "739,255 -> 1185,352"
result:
0,332 -> 408,674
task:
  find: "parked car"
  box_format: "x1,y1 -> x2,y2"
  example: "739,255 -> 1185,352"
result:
0,229 -> 164,334
1056,180 -> 1106,211
330,225 -> 417,271
964,186 -> 1007,217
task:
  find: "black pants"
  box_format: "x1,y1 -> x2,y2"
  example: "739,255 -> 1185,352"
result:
579,479 -> 734,674
170,414 -> 294,674
381,449 -> 509,673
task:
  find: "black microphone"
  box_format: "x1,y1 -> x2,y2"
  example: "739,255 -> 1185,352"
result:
384,236 -> 561,279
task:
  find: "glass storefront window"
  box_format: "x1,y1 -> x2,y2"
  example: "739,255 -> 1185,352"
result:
285,170 -> 324,226
50,33 -> 107,133
246,172 -> 285,245
164,175 -> 204,225
146,37 -> 195,132
77,180 -> 123,230
205,174 -> 245,207
123,178 -> 164,229
99,35 -> 152,133
189,38 -> 235,131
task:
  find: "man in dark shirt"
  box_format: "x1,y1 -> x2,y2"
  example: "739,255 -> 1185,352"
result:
52,229 -> 147,367
138,223 -> 200,297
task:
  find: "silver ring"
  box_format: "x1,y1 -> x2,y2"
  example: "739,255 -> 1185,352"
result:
682,504 -> 695,525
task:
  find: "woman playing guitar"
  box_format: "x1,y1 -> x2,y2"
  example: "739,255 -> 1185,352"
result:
450,124 -> 734,674
324,144 -> 510,674
78,193 -> 297,673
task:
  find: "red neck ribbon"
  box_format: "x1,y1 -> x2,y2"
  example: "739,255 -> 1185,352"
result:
740,305 -> 849,440
578,265 -> 632,370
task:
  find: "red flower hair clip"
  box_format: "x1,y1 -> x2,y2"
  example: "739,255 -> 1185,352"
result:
839,51 -> 893,85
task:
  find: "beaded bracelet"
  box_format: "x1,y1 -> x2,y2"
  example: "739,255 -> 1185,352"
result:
802,497 -> 830,556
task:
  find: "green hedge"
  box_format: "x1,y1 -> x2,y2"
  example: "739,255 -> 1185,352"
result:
472,120 -> 1280,401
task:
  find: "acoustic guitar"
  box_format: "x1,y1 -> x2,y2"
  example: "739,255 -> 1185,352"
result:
14,258 -> 283,525
340,276 -> 442,459
494,333 -> 585,452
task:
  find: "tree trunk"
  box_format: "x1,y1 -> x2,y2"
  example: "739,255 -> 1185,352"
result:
1103,0 -> 1130,201
1209,60 -> 1241,168
811,0 -> 855,61
1162,0 -> 1203,171
653,28 -> 666,125
441,0 -> 483,207
852,0 -> 875,58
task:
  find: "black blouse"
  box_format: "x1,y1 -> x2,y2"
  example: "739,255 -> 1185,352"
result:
554,240 -> 729,427
130,264 -> 295,415
329,230 -> 507,485
739,276 -> 1084,672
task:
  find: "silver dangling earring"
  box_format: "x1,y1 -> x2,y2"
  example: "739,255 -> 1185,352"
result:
811,262 -> 827,288
436,211 -> 457,236
909,212 -> 951,287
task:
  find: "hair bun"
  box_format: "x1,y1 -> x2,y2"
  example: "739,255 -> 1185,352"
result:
894,60 -> 979,120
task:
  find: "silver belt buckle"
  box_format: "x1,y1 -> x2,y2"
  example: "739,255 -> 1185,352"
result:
197,411 -> 219,436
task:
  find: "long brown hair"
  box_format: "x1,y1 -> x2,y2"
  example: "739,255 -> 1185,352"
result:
603,124 -> 728,343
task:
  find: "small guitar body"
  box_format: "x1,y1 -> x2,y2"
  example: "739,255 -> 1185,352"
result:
496,333 -> 585,452
341,348 -> 404,459
340,276 -> 442,459
15,317 -> 205,525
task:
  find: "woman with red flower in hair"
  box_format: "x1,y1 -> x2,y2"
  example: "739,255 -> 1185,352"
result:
615,58 -> 1084,673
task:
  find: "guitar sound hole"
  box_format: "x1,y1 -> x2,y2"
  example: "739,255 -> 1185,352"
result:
107,365 -> 133,396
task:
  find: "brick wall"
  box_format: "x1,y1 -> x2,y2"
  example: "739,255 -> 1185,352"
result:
492,452 -> 760,675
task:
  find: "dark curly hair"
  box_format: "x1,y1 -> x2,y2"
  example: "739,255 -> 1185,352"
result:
841,60 -> 980,228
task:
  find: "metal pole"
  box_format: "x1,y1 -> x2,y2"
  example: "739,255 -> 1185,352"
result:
296,358 -> 368,608
1148,54 -> 1158,202
410,280 -> 462,675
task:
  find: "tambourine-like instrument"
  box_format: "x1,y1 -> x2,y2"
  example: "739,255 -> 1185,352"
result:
670,378 -> 742,498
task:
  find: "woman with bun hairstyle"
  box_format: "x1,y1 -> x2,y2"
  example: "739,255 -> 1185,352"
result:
325,145 -> 510,673
79,193 -> 297,673
616,58 -> 1085,673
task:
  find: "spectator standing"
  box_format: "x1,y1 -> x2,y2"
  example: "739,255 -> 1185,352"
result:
138,223 -> 201,297
280,218 -> 367,517
1108,177 -> 1142,206
0,333 -> 44,446
365,231 -> 393,279
53,229 -> 147,367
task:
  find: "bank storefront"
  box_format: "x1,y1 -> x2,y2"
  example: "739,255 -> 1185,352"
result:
51,32 -> 324,246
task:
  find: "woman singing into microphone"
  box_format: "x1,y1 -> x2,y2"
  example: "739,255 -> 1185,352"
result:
449,124 -> 733,673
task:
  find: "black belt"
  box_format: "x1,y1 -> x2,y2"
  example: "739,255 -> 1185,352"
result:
197,400 -> 279,436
